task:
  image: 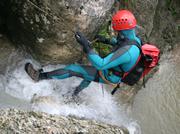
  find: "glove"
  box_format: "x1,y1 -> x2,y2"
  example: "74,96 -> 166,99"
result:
95,35 -> 106,42
95,35 -> 111,44
75,31 -> 91,53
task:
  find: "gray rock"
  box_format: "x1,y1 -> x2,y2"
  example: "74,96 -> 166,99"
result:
148,0 -> 179,51
0,0 -> 114,64
0,36 -> 15,74
125,0 -> 179,51
0,109 -> 129,134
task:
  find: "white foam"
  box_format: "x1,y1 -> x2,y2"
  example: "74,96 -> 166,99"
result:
3,59 -> 141,134
4,62 -> 54,100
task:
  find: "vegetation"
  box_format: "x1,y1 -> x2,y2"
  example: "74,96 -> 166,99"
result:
166,0 -> 178,16
92,23 -> 113,57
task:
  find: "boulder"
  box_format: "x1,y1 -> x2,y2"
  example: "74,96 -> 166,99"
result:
0,0 -> 114,64
0,109 -> 129,134
0,36 -> 15,74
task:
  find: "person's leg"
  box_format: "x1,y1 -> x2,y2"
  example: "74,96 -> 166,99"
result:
25,63 -> 98,81
41,64 -> 99,81
73,80 -> 91,96
25,63 -> 101,92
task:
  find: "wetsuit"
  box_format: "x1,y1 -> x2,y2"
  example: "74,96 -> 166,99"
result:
39,29 -> 141,95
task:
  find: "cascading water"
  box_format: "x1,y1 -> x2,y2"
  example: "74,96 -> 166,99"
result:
0,51 -> 141,134
131,46 -> 180,134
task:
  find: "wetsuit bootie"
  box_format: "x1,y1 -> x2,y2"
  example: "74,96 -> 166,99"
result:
25,63 -> 41,82
72,86 -> 83,96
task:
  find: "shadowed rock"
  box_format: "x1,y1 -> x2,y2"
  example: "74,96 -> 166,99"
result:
0,0 -> 114,64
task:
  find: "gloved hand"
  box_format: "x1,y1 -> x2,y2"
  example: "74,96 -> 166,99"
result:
95,35 -> 106,42
95,35 -> 111,44
75,31 -> 91,53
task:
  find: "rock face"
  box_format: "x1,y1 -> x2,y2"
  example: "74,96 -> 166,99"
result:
0,109 -> 129,134
148,0 -> 180,51
0,0 -> 179,63
0,36 -> 15,74
0,0 -> 114,64
123,0 -> 180,51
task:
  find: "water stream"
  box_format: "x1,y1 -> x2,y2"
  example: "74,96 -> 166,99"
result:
131,47 -> 180,134
0,46 -> 180,134
0,52 -> 139,133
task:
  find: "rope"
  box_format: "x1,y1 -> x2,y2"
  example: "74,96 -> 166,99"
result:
27,0 -> 65,23
26,0 -> 121,90
26,0 -> 103,56
26,0 -> 82,53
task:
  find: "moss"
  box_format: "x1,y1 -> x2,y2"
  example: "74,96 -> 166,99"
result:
92,23 -> 112,57
166,0 -> 178,16
178,26 -> 180,32
93,42 -> 112,57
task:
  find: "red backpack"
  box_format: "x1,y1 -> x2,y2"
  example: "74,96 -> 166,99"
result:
105,39 -> 160,95
111,41 -> 160,95
121,41 -> 160,86
141,44 -> 160,78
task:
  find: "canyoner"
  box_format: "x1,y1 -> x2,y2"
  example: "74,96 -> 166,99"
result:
25,10 -> 160,96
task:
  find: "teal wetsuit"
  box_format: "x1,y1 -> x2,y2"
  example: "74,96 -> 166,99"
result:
40,29 -> 141,95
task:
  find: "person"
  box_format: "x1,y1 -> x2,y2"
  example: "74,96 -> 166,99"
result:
25,10 -> 143,96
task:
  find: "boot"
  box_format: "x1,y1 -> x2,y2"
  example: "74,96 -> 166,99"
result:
72,86 -> 83,96
25,63 -> 41,82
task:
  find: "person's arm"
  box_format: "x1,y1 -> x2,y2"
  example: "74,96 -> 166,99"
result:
95,35 -> 117,46
75,31 -> 131,70
87,46 -> 131,70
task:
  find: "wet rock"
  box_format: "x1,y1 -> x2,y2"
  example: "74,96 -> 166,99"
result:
0,109 -> 129,134
148,0 -> 179,51
122,0 -> 179,51
0,36 -> 15,74
0,0 -> 114,64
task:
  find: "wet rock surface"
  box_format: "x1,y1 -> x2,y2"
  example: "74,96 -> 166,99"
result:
0,0 -> 114,64
0,36 -> 15,74
125,0 -> 179,51
0,0 -> 179,64
0,109 -> 129,134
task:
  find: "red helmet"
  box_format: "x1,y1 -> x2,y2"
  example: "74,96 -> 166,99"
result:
112,10 -> 137,31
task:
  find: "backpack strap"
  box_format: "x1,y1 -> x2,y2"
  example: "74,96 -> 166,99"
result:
117,39 -> 143,71
117,39 -> 146,86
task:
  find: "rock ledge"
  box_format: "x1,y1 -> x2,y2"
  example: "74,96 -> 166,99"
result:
0,109 -> 129,134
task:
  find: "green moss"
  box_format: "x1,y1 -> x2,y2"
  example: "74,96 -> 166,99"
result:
92,23 -> 112,57
93,42 -> 112,57
98,23 -> 111,38
166,0 -> 178,16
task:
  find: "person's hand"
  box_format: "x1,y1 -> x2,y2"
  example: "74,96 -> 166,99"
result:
74,31 -> 91,53
75,31 -> 89,47
95,35 -> 106,42
95,35 -> 112,45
